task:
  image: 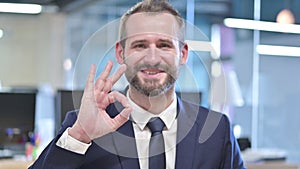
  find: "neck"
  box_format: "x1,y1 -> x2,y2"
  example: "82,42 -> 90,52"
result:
128,86 -> 175,115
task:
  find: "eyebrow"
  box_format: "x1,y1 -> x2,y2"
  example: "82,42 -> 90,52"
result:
129,38 -> 175,47
130,40 -> 148,46
132,38 -> 173,43
158,38 -> 173,43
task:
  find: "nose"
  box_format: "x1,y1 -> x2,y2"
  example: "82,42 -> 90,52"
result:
143,44 -> 161,64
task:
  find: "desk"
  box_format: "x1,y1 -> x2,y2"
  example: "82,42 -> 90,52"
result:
0,159 -> 298,169
0,159 -> 33,169
246,161 -> 298,169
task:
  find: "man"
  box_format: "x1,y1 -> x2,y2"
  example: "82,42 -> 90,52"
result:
29,0 -> 246,168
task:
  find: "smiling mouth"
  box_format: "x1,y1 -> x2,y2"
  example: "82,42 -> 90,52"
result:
141,68 -> 165,75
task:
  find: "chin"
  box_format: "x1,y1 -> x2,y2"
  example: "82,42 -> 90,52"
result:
128,73 -> 176,96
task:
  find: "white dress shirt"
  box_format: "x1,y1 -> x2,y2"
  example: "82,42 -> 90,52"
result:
128,93 -> 178,169
56,92 -> 178,169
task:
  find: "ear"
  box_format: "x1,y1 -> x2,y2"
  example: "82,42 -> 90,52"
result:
180,43 -> 188,65
115,42 -> 124,64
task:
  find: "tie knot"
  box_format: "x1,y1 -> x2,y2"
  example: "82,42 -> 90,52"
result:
147,117 -> 165,135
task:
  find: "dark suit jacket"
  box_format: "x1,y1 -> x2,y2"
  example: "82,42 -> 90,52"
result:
29,97 -> 246,169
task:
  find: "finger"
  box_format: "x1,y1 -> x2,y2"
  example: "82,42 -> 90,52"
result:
100,61 -> 113,79
107,91 -> 132,130
94,90 -> 107,109
95,61 -> 113,90
80,64 -> 96,113
102,79 -> 113,93
111,107 -> 132,131
102,64 -> 127,92
107,91 -> 131,108
94,91 -> 126,110
109,64 -> 127,85
95,78 -> 105,91
83,64 -> 96,96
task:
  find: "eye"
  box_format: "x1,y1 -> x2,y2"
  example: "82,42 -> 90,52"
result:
133,43 -> 146,49
157,43 -> 172,49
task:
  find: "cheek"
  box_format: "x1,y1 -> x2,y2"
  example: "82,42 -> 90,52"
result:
123,51 -> 145,65
164,54 -> 181,67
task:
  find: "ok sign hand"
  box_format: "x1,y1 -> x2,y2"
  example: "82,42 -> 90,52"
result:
69,61 -> 132,143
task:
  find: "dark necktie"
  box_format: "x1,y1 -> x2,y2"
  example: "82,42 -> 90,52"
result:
147,117 -> 166,169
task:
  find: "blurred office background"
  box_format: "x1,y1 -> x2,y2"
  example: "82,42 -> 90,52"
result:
0,0 -> 300,166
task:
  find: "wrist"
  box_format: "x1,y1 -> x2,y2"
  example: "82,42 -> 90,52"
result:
69,122 -> 91,144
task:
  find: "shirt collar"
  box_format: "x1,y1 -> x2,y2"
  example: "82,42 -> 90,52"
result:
127,91 -> 177,131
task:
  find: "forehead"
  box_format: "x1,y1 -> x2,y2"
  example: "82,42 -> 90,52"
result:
125,12 -> 180,40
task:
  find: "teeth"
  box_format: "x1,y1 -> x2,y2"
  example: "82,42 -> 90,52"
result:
145,71 -> 158,75
141,69 -> 163,75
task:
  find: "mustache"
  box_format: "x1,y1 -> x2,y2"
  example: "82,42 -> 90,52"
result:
134,64 -> 169,72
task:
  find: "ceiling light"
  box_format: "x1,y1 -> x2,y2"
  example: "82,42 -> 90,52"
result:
0,29 -> 3,39
63,59 -> 73,71
256,45 -> 300,57
224,18 -> 300,34
0,3 -> 42,14
276,9 -> 295,24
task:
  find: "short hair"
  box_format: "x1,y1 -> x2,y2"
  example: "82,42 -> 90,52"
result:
119,0 -> 185,48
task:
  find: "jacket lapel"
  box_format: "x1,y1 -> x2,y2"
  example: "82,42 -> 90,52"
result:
106,94 -> 140,169
111,88 -> 199,169
112,120 -> 140,169
175,98 -> 199,169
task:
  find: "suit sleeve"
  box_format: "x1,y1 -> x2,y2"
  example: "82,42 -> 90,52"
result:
221,115 -> 247,169
28,111 -> 87,169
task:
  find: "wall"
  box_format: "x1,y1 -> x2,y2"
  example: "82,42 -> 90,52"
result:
232,29 -> 300,165
0,13 -> 66,89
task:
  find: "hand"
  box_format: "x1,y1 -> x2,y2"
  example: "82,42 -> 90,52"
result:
69,61 -> 132,143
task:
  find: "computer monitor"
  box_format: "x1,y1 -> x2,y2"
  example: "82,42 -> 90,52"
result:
55,89 -> 84,133
0,92 -> 36,150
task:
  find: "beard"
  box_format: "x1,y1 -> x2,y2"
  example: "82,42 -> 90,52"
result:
125,63 -> 178,97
